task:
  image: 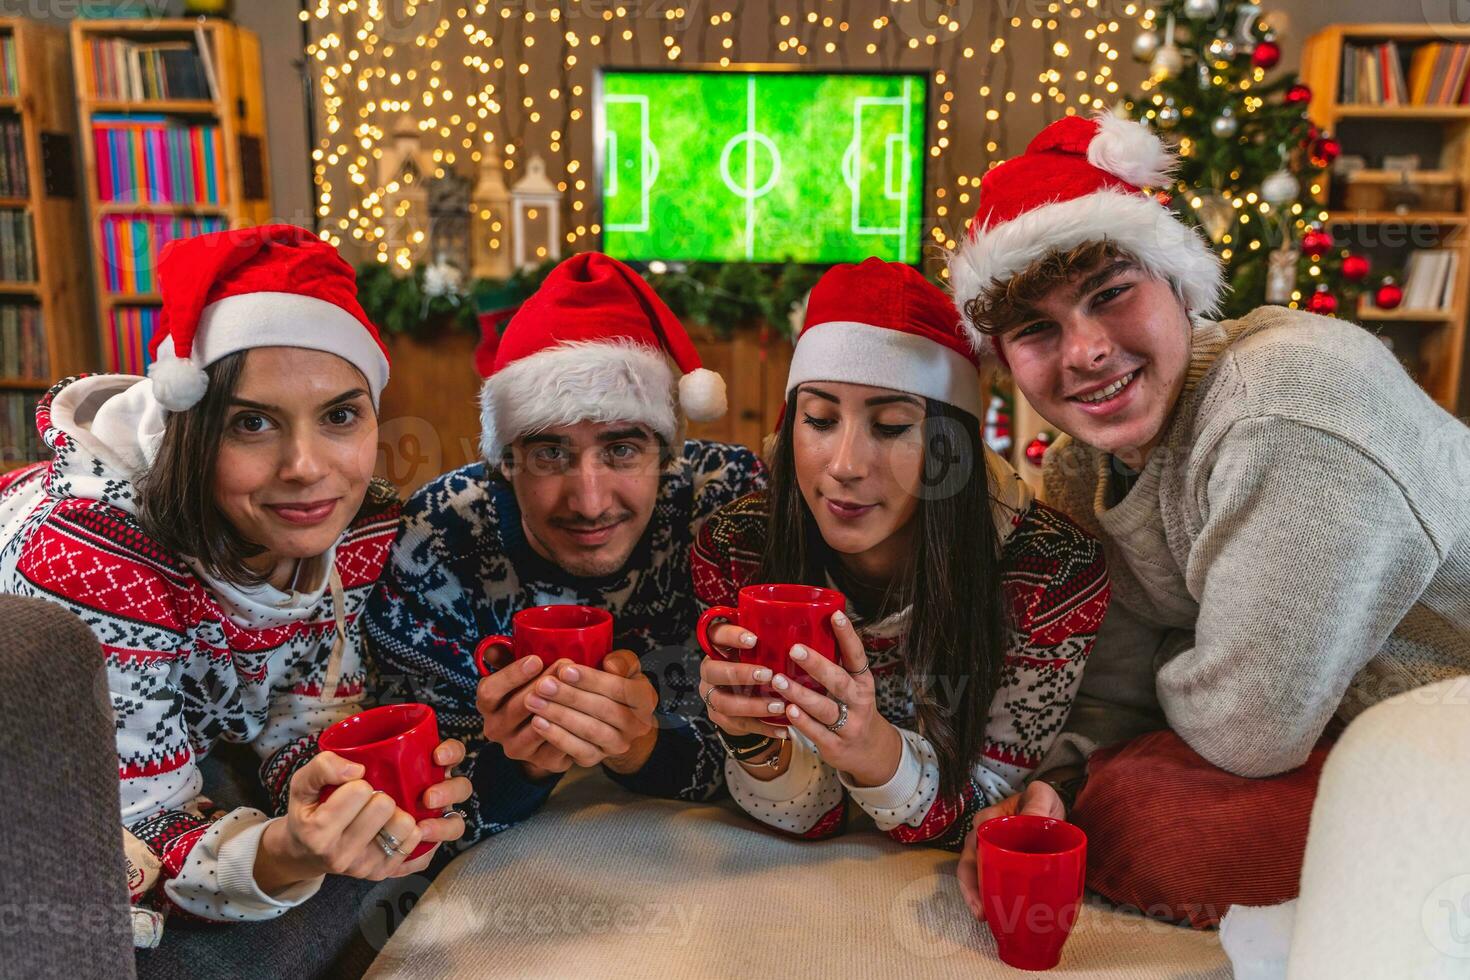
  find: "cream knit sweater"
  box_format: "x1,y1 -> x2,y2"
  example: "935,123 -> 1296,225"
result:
1042,305 -> 1470,778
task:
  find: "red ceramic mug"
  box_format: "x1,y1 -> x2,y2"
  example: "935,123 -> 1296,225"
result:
977,814 -> 1088,971
317,703 -> 442,861
696,584 -> 847,724
473,604 -> 614,677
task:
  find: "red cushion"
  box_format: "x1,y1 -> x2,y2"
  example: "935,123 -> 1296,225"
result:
1069,730 -> 1332,929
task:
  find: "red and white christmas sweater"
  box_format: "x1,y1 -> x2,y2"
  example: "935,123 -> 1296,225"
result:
690,448 -> 1110,850
0,376 -> 400,929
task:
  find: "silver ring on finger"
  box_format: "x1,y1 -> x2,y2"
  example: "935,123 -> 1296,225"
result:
826,699 -> 849,733
847,661 -> 871,677
375,829 -> 401,857
702,685 -> 717,711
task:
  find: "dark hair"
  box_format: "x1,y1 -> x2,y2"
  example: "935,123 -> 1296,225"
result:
136,351 -> 270,586
759,391 -> 1008,796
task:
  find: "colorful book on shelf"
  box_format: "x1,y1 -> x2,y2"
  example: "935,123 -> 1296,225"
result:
92,114 -> 224,205
0,35 -> 16,99
1,390 -> 47,465
0,302 -> 46,378
86,36 -> 211,101
0,209 -> 34,282
107,305 -> 161,375
1399,249 -> 1457,311
101,213 -> 225,294
0,117 -> 26,198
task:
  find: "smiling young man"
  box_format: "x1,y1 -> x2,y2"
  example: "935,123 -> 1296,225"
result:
944,114 -> 1470,862
364,252 -> 766,844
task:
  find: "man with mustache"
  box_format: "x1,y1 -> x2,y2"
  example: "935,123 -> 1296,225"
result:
364,253 -> 766,844
943,113 -> 1470,912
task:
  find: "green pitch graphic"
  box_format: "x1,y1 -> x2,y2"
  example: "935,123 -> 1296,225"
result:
599,71 -> 926,265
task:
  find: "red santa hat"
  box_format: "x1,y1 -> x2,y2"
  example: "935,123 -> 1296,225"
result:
947,111 -> 1225,356
478,252 -> 727,461
787,257 -> 982,418
147,224 -> 390,411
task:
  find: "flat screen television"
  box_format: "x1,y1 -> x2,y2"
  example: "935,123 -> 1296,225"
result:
595,67 -> 928,266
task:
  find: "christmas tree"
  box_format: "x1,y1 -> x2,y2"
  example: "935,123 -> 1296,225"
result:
1125,0 -> 1377,319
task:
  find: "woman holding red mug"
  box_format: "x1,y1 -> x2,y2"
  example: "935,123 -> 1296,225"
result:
0,228 -> 469,939
693,258 -> 1110,849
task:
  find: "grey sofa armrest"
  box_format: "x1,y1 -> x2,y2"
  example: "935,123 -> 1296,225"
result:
0,595 -> 134,980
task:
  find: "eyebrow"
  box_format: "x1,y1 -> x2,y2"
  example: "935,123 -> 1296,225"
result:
597,426 -> 651,443
1071,258 -> 1138,301
798,385 -> 924,409
229,388 -> 369,413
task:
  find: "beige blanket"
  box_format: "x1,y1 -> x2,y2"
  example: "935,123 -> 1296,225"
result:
367,771 -> 1230,979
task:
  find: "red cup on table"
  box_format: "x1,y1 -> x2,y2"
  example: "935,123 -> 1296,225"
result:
472,604 -> 614,677
977,814 -> 1088,972
696,584 -> 847,725
317,703 -> 442,860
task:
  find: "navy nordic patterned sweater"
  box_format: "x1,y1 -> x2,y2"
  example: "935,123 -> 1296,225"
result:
363,439 -> 766,846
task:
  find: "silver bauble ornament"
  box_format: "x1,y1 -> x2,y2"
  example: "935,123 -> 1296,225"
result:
1261,168 -> 1301,205
1208,33 -> 1237,62
1151,44 -> 1184,79
1183,0 -> 1219,18
1132,29 -> 1160,62
1156,100 -> 1182,129
1211,106 -> 1239,138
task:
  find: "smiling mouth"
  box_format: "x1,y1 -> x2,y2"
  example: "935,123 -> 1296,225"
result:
266,499 -> 340,525
1070,369 -> 1139,405
557,518 -> 627,542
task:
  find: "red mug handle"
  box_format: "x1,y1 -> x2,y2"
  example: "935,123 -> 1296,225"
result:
696,606 -> 740,661
474,635 -> 513,677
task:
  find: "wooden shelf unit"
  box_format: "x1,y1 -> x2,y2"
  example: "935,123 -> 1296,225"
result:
1302,23 -> 1470,412
0,18 -> 94,473
71,17 -> 272,375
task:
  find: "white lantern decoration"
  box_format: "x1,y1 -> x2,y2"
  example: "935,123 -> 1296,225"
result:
510,154 -> 562,271
472,145 -> 512,280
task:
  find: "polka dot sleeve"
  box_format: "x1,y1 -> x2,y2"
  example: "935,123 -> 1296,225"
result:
166,811 -> 324,921
724,729 -> 846,837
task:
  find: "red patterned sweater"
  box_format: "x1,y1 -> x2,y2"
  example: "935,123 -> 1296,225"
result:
0,376 -> 401,929
690,452 -> 1110,851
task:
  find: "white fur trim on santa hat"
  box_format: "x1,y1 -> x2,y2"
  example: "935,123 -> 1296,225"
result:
478,340 -> 679,462
946,189 -> 1226,356
148,291 -> 390,412
786,320 -> 983,418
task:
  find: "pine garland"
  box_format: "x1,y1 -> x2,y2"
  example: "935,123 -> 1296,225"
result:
356,259 -> 828,341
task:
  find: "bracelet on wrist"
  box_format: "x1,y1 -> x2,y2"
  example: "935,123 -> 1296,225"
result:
716,729 -> 777,761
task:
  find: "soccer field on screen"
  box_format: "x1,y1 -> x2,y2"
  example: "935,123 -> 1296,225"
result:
598,70 -> 927,265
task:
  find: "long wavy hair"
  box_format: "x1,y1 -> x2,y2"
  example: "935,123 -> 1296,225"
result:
757,391 -> 1009,796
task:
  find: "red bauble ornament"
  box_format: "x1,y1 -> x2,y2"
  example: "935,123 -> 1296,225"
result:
1252,39 -> 1282,69
1284,83 -> 1312,105
1374,277 -> 1404,310
1342,253 -> 1371,282
1310,135 -> 1342,168
1301,225 -> 1334,260
1024,432 -> 1054,468
1305,284 -> 1339,316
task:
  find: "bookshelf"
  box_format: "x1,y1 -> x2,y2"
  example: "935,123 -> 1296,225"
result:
1302,24 -> 1470,413
71,18 -> 271,377
0,18 -> 94,474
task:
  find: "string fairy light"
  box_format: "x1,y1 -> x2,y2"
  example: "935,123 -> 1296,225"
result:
305,0 -> 1126,265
